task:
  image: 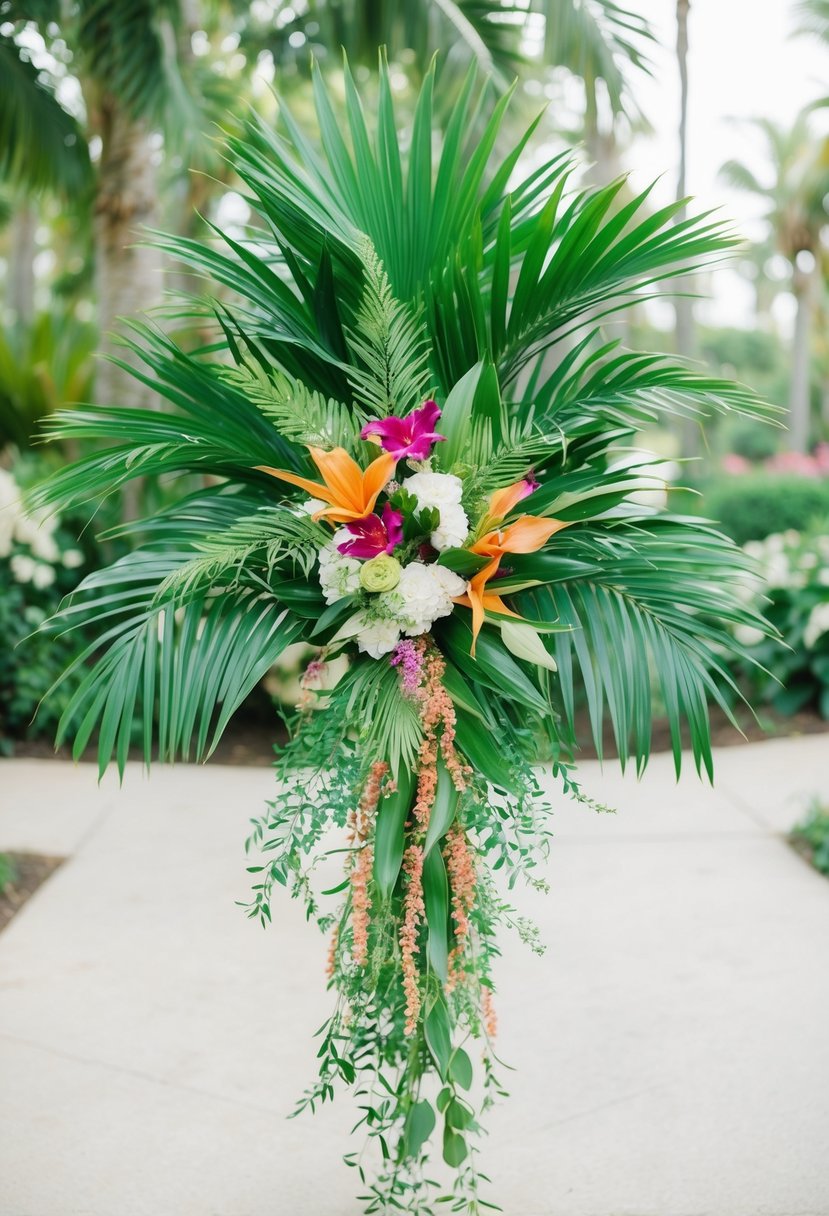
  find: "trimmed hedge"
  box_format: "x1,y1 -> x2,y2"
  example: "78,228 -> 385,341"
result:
703,474 -> 829,544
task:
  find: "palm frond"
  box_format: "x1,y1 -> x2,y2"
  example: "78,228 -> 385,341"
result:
530,333 -> 783,429
0,35 -> 92,197
511,520 -> 774,777
336,659 -> 424,775
156,507 -> 325,603
43,550 -> 305,775
537,0 -> 654,117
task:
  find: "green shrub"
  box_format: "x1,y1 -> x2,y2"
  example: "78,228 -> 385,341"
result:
704,474 -> 829,544
733,529 -> 829,718
790,805 -> 829,876
724,418 -> 781,463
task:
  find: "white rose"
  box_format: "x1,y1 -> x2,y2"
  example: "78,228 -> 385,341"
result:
386,562 -> 467,636
31,563 -> 56,589
62,549 -> 85,569
10,554 -> 37,584
317,535 -> 362,605
431,502 -> 469,551
404,471 -> 464,511
355,614 -> 401,658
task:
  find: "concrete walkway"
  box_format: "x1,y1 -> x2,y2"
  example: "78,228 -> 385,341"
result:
1,736 -> 828,1216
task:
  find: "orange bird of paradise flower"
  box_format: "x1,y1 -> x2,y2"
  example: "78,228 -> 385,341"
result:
258,446 -> 396,525
455,481 -> 568,652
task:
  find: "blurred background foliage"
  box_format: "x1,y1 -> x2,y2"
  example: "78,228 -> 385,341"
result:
1,0 -> 828,751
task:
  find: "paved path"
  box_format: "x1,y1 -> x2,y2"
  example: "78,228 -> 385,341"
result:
1,736 -> 828,1216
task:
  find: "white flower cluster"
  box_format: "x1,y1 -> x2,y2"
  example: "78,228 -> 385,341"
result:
741,528 -> 829,652
355,563 -> 467,658
312,470 -> 473,658
744,529 -> 829,592
0,467 -> 83,588
405,471 -> 469,551
317,532 -> 362,605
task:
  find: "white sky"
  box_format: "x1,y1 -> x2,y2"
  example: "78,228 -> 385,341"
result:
626,0 -> 829,328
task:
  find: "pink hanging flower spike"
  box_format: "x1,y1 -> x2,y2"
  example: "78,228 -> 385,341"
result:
336,503 -> 404,559
360,399 -> 446,461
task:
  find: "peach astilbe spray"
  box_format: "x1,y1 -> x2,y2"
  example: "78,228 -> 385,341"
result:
400,843 -> 426,1034
348,760 -> 388,967
405,641 -> 471,832
444,822 -> 477,990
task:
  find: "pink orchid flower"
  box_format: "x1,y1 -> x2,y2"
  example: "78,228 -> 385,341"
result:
360,399 -> 446,462
337,503 -> 404,559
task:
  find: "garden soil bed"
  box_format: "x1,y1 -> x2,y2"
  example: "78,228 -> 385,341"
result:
0,852 -> 64,933
9,704 -> 829,768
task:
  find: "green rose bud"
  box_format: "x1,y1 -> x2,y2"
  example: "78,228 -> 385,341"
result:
360,554 -> 402,593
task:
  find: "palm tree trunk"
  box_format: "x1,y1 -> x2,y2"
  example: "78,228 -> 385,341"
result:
94,100 -> 163,518
94,101 -> 162,408
789,264 -> 815,452
674,0 -> 693,361
674,0 -> 698,459
9,201 -> 36,328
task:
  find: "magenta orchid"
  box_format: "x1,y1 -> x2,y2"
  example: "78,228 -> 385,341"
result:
337,503 -> 404,559
360,399 -> 445,461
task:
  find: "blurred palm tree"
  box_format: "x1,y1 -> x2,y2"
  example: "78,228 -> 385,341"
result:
794,0 -> 829,42
253,0 -> 653,148
721,110 -> 829,452
0,3 -> 237,389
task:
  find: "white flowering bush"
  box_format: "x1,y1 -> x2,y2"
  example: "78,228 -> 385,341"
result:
734,528 -> 829,718
0,464 -> 93,750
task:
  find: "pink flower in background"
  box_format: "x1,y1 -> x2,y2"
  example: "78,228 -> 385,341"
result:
814,444 -> 829,473
722,454 -> 750,475
361,400 -> 445,461
337,503 -> 403,559
767,450 -> 824,478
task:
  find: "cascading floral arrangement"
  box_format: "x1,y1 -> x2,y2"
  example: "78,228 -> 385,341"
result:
33,60 -> 777,1213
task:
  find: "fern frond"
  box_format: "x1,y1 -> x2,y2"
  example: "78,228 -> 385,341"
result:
345,236 -> 433,416
156,507 -> 325,603
222,363 -> 364,451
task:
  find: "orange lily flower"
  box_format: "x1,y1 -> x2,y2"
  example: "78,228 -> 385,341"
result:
455,483 -> 568,652
258,446 -> 396,525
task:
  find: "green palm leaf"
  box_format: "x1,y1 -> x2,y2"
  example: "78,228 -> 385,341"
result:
0,35 -> 92,196
44,551 -> 305,776
512,521 -> 773,777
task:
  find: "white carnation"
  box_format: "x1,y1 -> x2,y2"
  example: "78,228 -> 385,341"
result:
386,562 -> 467,636
355,614 -> 401,658
431,502 -> 469,551
317,532 -> 361,605
404,471 -> 463,511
